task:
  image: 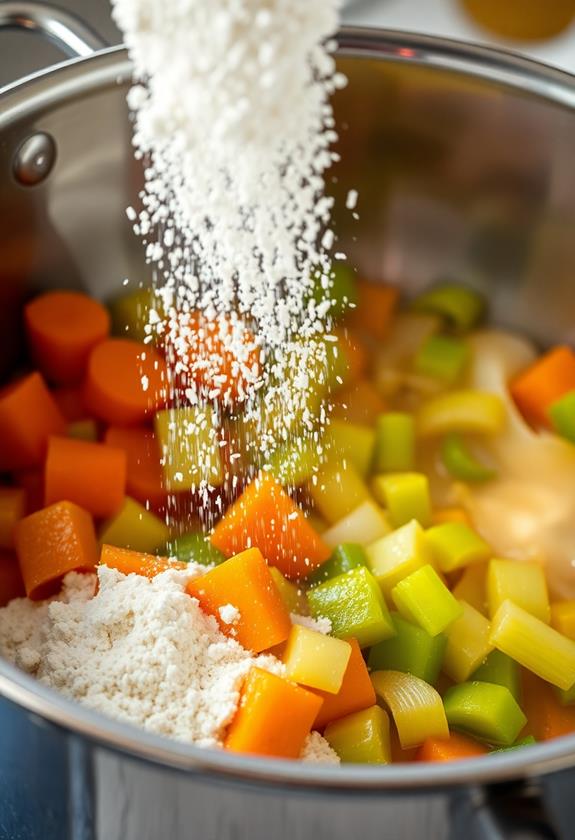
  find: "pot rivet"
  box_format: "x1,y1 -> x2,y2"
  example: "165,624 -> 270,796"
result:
13,132 -> 57,186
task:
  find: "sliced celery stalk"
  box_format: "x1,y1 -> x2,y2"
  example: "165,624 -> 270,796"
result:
489,599 -> 575,690
549,390 -> 575,443
373,413 -> 415,473
391,565 -> 463,637
155,406 -> 224,490
442,601 -> 494,683
310,462 -> 370,524
67,420 -> 98,442
269,567 -> 308,614
414,335 -> 470,385
487,559 -> 550,623
99,497 -> 169,555
325,420 -> 376,478
471,650 -> 521,702
452,563 -> 488,615
312,263 -> 358,322
443,681 -> 527,746
371,669 -> 449,748
441,433 -> 496,482
366,520 -> 430,597
417,390 -> 505,438
307,543 -> 367,586
411,284 -> 485,332
321,500 -> 390,549
491,736 -> 536,753
425,522 -> 491,573
324,705 -> 391,764
166,532 -> 226,566
283,625 -> 351,694
307,566 -> 395,648
372,472 -> 432,528
368,613 -> 446,685
265,438 -> 322,486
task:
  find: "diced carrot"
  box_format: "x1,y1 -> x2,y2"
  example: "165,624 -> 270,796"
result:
104,426 -> 166,510
510,346 -> 575,428
186,547 -> 292,652
350,280 -> 399,341
416,733 -> 488,762
45,436 -> 126,518
225,667 -> 323,758
25,291 -> 110,385
52,385 -> 90,422
12,468 -> 44,514
100,544 -> 186,577
433,508 -> 472,527
0,487 -> 25,549
333,328 -> 369,384
0,372 -> 65,470
313,638 -> 376,729
210,473 -> 330,580
0,550 -> 25,606
14,501 -> 98,599
390,727 -> 419,763
84,339 -> 168,426
331,379 -> 386,425
521,670 -> 575,741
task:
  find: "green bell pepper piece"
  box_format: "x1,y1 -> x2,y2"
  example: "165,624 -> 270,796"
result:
368,613 -> 446,685
443,681 -> 527,746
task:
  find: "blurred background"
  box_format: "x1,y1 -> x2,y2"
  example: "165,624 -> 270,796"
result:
1,0 -> 575,88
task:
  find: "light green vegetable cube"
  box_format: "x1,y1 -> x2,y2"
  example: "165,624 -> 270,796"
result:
442,601 -> 494,683
426,522 -> 491,573
99,497 -> 169,555
414,335 -> 470,385
265,438 -> 322,486
307,543 -> 367,586
391,564 -> 463,637
549,390 -> 575,443
366,520 -> 430,597
155,406 -> 224,490
443,681 -> 527,746
373,413 -> 415,473
324,705 -> 391,764
368,613 -> 446,685
321,500 -> 390,549
165,531 -> 226,566
325,419 -> 375,478
471,650 -> 521,701
372,472 -> 431,528
412,284 -> 485,332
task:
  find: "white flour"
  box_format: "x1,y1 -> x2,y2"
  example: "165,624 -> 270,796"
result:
0,568 -> 337,761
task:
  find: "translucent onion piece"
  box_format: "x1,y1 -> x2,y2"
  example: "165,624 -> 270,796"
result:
371,669 -> 449,748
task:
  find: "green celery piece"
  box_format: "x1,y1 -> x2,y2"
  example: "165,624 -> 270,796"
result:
307,566 -> 395,648
373,472 -> 432,528
556,681 -> 575,706
166,532 -> 226,566
312,263 -> 358,322
414,335 -> 470,385
441,433 -> 496,482
443,681 -> 527,747
391,565 -> 463,637
491,736 -> 536,753
324,705 -> 391,763
412,284 -> 485,332
374,413 -> 415,473
325,419 -> 375,478
368,613 -> 447,685
366,519 -> 430,597
307,543 -> 367,586
549,390 -> 575,443
265,438 -> 322,486
425,522 -> 491,573
109,286 -> 157,342
471,650 -> 521,702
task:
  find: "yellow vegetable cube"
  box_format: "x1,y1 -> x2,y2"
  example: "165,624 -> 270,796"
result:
443,601 -> 493,683
366,520 -> 431,597
322,500 -> 390,549
487,559 -> 550,623
283,624 -> 352,694
551,601 -> 575,641
310,462 -> 370,524
155,406 -> 224,490
452,563 -> 488,615
99,497 -> 169,555
371,669 -> 448,748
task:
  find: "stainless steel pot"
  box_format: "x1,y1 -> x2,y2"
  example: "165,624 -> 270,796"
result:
1,5 -> 575,839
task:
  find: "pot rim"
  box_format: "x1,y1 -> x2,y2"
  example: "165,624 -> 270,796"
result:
1,27 -> 575,791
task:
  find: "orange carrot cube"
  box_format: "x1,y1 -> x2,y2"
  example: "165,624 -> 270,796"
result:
510,346 -> 575,428
0,372 -> 65,470
350,280 -> 399,341
100,544 -> 185,577
313,638 -> 376,729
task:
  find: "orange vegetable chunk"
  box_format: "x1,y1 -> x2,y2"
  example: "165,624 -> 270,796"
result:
186,547 -> 292,652
105,426 -> 166,510
84,338 -> 167,426
0,550 -> 25,606
225,667 -> 323,758
521,670 -> 575,741
416,733 -> 488,762
45,436 -> 126,518
350,280 -> 399,341
52,385 -> 90,422
12,468 -> 44,514
100,544 -> 185,577
0,372 -> 65,470
313,638 -> 376,729
331,380 -> 386,425
333,328 -> 369,384
25,290 -> 110,385
210,473 -> 330,580
510,345 -> 575,427
0,487 -> 25,548
14,500 -> 98,599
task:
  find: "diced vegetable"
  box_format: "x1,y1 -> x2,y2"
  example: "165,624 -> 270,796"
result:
283,625 -> 351,693
67,420 -> 98,441
491,736 -> 537,753
307,566 -> 395,648
487,559 -> 550,623
187,548 -> 292,653
321,501 -> 390,550
368,613 -> 446,685
471,650 -> 521,701
309,461 -> 371,524
101,544 -> 184,577
417,390 -> 505,438
489,600 -> 575,690
551,601 -> 575,640
0,550 -> 25,606
425,522 -> 491,574
371,670 -> 449,748
372,473 -> 431,528
225,667 -> 322,759
350,280 -> 399,340
12,468 -> 43,515
0,487 -> 25,549
45,436 -> 126,519
414,335 -> 469,385
440,433 -> 496,482
155,406 -> 224,491
366,520 -> 430,597
269,567 -> 308,614
105,426 -> 166,510
443,681 -> 527,746
314,638 -> 376,728
333,328 -> 369,384
52,385 -> 89,423
510,346 -> 575,428
324,705 -> 391,764
265,438 -> 322,486
416,733 -> 488,762
325,419 -> 375,478
0,372 -> 65,470
522,671 -> 575,742
373,412 -> 415,474
549,389 -> 575,442
109,286 -> 157,342
391,565 -> 463,637
307,543 -> 367,586
442,601 -> 493,683
412,284 -> 484,331
210,473 -> 330,579
99,497 -> 169,555
452,563 -> 488,615
331,380 -> 387,425
15,501 -> 98,599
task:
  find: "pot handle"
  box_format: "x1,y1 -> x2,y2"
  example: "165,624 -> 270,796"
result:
0,1 -> 107,58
